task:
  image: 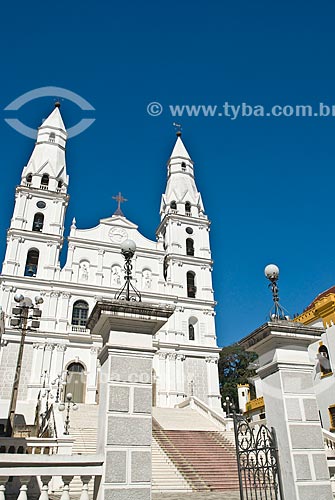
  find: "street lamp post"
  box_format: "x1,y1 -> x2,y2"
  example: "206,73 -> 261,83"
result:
115,239 -> 141,302
58,393 -> 78,435
223,396 -> 235,418
264,264 -> 287,320
52,373 -> 66,403
6,293 -> 43,436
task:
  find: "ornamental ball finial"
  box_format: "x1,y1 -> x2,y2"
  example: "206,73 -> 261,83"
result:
264,263 -> 280,281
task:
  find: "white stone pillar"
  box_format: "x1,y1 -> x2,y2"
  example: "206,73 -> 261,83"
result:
88,300 -> 174,500
96,249 -> 104,286
240,320 -> 333,500
59,292 -> 71,332
86,346 -> 99,404
176,354 -> 185,403
206,356 -> 222,410
158,351 -> 167,407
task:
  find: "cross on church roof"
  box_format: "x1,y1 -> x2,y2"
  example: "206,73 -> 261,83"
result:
112,192 -> 127,216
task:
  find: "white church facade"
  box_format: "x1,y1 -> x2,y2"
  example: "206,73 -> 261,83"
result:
0,104 -> 222,421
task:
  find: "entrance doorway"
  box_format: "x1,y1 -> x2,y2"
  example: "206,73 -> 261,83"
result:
65,362 -> 86,403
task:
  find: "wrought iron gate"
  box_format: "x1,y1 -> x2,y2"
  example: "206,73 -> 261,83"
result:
233,413 -> 284,500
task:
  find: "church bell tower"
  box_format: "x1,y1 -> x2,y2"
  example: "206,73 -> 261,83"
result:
2,103 -> 69,281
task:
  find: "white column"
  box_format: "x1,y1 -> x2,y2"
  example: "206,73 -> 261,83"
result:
176,354 -> 186,403
96,249 -> 104,285
158,352 -> 167,407
206,356 -> 221,410
86,346 -> 99,404
240,321 -> 333,500
59,292 -> 71,332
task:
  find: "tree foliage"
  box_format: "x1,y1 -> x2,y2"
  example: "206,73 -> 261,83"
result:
218,343 -> 258,410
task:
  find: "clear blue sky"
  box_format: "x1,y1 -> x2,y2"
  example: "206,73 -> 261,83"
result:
1,0 -> 335,347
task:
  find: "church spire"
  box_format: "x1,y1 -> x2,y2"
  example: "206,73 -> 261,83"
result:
159,134 -> 205,219
21,104 -> 68,192
170,134 -> 192,161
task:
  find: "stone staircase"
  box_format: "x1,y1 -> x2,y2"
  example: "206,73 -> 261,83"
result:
58,403 -> 239,494
66,404 -> 98,454
153,429 -> 239,492
152,437 -> 192,492
152,407 -> 224,431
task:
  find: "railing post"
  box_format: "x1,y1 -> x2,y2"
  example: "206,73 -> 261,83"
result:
0,477 -> 8,500
17,478 -> 31,500
80,476 -> 91,500
60,476 -> 73,500
39,476 -> 51,500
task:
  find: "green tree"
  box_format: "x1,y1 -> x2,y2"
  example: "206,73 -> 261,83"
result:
218,343 -> 258,411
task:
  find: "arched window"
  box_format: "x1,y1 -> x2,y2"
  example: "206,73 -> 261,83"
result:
49,132 -> 56,143
40,174 -> 49,189
24,249 -> 39,277
188,317 -> 198,340
67,362 -> 85,373
181,162 -> 186,172
71,300 -> 89,326
66,362 -> 86,403
26,173 -> 32,184
170,201 -> 177,211
185,201 -> 191,216
318,345 -> 332,375
186,238 -> 194,256
32,213 -> 44,232
187,271 -> 196,298
57,180 -> 63,190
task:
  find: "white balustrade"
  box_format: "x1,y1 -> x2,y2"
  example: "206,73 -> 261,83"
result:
0,455 -> 103,500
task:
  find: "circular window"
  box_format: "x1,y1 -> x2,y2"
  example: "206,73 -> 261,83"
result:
36,201 -> 46,209
186,227 -> 193,234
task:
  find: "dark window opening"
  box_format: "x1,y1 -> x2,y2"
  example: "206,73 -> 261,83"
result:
25,249 -> 39,277
318,345 -> 332,375
163,256 -> 169,281
181,162 -> 186,172
185,201 -> 191,215
170,201 -> 177,211
329,406 -> 335,430
32,213 -> 44,232
189,324 -> 195,341
186,238 -> 194,256
187,271 -> 196,298
67,362 -> 85,373
49,132 -> 56,143
26,173 -> 32,184
40,174 -> 49,188
72,300 -> 89,326
57,180 -> 63,189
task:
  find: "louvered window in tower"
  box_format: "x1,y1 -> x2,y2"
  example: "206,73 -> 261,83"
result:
32,213 -> 44,232
185,201 -> 191,216
187,271 -> 196,298
40,174 -> 49,190
24,249 -> 39,277
186,238 -> 194,256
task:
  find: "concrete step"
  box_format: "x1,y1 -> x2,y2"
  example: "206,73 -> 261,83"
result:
152,438 -> 192,492
152,408 -> 224,431
153,429 -> 239,492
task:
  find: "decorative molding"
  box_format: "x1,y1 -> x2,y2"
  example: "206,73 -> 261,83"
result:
205,356 -> 218,364
55,344 -> 67,352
